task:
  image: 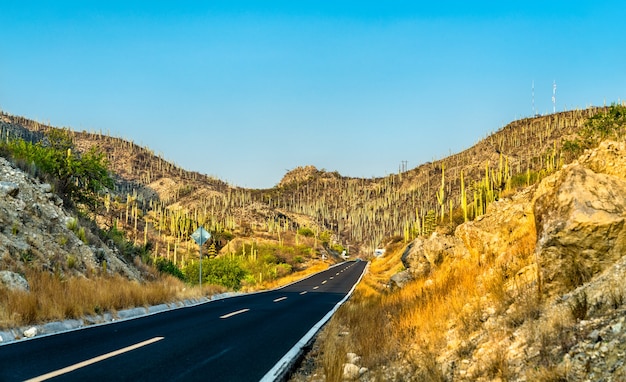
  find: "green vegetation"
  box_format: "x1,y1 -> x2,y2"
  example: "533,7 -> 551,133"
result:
155,258 -> 185,280
564,103 -> 626,158
2,129 -> 113,209
297,227 -> 315,237
184,256 -> 246,289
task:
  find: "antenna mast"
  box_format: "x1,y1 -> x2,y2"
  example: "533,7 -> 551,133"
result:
552,80 -> 557,113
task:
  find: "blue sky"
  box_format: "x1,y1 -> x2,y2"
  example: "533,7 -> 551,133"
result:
1,1 -> 625,188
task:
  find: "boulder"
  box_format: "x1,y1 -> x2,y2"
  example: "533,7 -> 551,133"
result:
343,363 -> 361,380
533,162 -> 626,294
346,352 -> 361,364
400,239 -> 431,279
389,270 -> 412,289
0,181 -> 19,197
456,188 -> 535,266
23,327 -> 37,338
0,271 -> 29,292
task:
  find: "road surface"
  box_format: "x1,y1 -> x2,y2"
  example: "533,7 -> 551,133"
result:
0,260 -> 367,381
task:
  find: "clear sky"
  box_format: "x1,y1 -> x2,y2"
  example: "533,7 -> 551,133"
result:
1,1 -> 625,188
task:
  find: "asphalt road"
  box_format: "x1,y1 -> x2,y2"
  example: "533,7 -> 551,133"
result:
0,260 -> 367,382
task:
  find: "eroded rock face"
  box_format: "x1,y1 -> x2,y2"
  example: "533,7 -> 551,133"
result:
0,157 -> 140,280
400,189 -> 534,285
533,143 -> 626,294
396,140 -> 626,299
456,188 -> 535,266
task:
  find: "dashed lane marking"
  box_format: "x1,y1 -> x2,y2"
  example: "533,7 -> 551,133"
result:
25,337 -> 165,382
220,308 -> 250,319
273,297 -> 288,303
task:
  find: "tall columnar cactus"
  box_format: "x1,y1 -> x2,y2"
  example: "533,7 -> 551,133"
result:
436,164 -> 445,223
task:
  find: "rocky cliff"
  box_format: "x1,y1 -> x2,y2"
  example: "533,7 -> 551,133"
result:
396,140 -> 626,381
0,156 -> 140,292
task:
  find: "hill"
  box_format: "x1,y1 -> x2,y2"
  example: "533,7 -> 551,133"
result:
2,104 -> 625,380
1,107 -> 605,256
289,139 -> 626,380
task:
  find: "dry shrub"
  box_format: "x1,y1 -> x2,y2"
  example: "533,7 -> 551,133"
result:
337,292 -> 395,365
311,219 -> 541,380
506,281 -> 542,328
320,320 -> 348,382
526,364 -> 569,382
568,292 -> 588,321
483,348 -> 511,381
411,346 -> 446,382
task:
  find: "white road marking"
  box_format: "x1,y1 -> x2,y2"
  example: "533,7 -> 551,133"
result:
220,308 -> 250,319
322,280 -> 327,284
25,337 -> 164,382
330,277 -> 334,280
273,297 -> 287,303
313,286 -> 319,290
299,291 -> 307,295
336,273 -> 340,276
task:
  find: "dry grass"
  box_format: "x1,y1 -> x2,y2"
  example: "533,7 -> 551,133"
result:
0,259 -> 331,330
257,260 -> 329,290
0,269 -> 212,329
311,222 -> 541,380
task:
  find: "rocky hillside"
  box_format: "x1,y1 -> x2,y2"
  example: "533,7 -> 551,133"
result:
1,108 -> 606,258
408,140 -> 626,381
0,156 -> 141,289
291,140 -> 626,381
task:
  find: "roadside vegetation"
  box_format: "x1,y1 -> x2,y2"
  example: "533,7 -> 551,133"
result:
0,269 -> 214,328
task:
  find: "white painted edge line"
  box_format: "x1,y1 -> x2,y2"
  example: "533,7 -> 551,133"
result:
219,309 -> 250,319
260,261 -> 369,382
25,336 -> 164,382
273,297 -> 288,303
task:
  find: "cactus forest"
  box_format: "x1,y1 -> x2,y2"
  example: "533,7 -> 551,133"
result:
1,105 -> 621,289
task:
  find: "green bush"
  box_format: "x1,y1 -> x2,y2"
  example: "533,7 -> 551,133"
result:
319,230 -> 332,244
155,258 -> 185,280
275,263 -> 292,278
4,129 -> 113,209
184,256 -> 247,290
564,104 -> 626,158
297,227 -> 315,237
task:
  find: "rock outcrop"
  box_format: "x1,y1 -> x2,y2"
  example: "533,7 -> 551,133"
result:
534,164 -> 626,294
0,271 -> 29,292
0,157 -> 139,280
393,140 -> 626,381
